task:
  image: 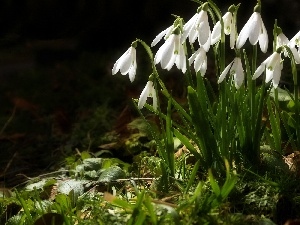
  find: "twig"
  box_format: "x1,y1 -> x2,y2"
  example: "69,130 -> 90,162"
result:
0,105 -> 17,136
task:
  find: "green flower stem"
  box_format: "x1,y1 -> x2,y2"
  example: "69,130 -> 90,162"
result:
251,45 -> 257,140
136,38 -> 177,185
284,45 -> 300,146
166,97 -> 175,177
293,58 -> 300,146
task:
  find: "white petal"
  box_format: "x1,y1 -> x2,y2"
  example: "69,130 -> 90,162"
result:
193,48 -> 206,74
160,35 -> 176,69
154,45 -> 164,65
119,48 -> 134,75
201,30 -> 211,52
248,12 -> 261,45
211,21 -> 221,45
154,34 -> 174,66
138,82 -> 151,109
189,27 -> 199,44
151,25 -> 173,47
230,17 -> 236,49
289,30 -> 300,47
218,61 -> 233,83
258,20 -> 268,53
188,48 -> 200,65
236,13 -> 254,49
188,52 -> 197,66
190,13 -> 203,44
223,12 -> 233,35
128,60 -> 137,82
253,63 -> 266,80
290,46 -> 300,64
198,14 -> 210,46
182,13 -> 198,43
233,58 -> 244,88
151,88 -> 158,110
265,69 -> 273,83
176,44 -> 186,73
199,57 -> 207,76
266,52 -> 280,69
112,58 -> 121,75
271,62 -> 282,88
277,33 -> 289,48
112,48 -> 130,75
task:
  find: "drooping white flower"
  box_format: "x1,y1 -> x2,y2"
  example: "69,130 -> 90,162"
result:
236,11 -> 268,53
211,11 -> 236,49
154,32 -> 186,73
289,30 -> 300,47
151,25 -> 174,47
287,30 -> 300,64
252,51 -> 282,88
182,4 -> 211,51
112,46 -> 137,82
273,28 -> 300,64
188,47 -> 207,76
218,57 -> 244,88
277,32 -> 289,48
138,81 -> 157,110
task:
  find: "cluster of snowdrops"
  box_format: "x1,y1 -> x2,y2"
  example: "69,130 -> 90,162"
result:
110,0 -> 300,173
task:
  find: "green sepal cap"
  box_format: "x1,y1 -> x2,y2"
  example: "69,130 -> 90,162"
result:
148,74 -> 154,81
196,6 -> 201,13
276,46 -> 283,53
276,27 -> 283,35
173,26 -> 181,35
235,49 -> 241,58
131,41 -> 138,48
201,2 -> 209,12
228,5 -> 235,13
254,3 -> 261,13
173,17 -> 182,30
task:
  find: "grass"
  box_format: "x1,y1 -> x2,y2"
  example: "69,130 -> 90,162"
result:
1,146 -> 300,224
1,116 -> 300,224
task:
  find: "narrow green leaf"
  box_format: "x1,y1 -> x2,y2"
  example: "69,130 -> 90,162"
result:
185,160 -> 201,194
143,195 -> 157,224
208,169 -> 221,196
134,211 -> 146,225
173,129 -> 201,159
267,97 -> 281,152
161,89 -> 192,122
166,98 -> 175,176
188,86 -> 216,166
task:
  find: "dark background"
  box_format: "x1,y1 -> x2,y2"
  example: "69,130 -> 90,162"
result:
0,0 -> 300,186
0,0 -> 299,52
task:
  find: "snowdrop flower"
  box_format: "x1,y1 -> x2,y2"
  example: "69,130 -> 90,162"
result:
236,4 -> 268,53
252,49 -> 283,88
112,44 -> 137,82
276,31 -> 289,49
211,6 -> 236,49
273,27 -> 300,63
289,30 -> 300,47
154,29 -> 186,73
218,57 -> 244,88
188,47 -> 207,76
151,25 -> 174,47
138,81 -> 157,110
287,30 -> 300,64
182,3 -> 211,51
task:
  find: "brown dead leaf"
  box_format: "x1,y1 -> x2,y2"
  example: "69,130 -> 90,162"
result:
283,151 -> 300,175
174,145 -> 189,159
